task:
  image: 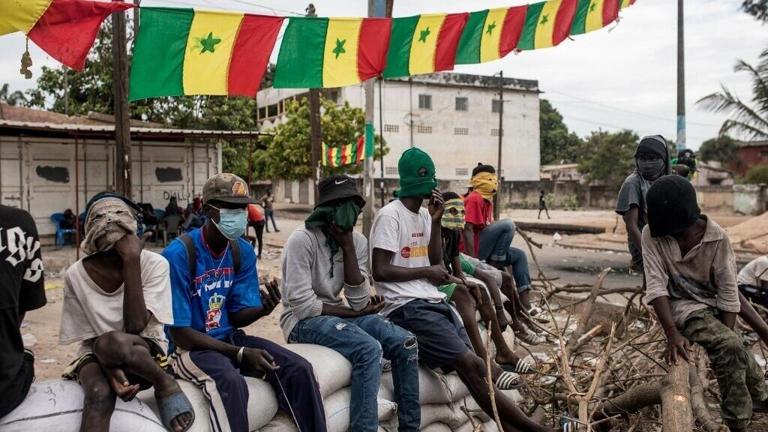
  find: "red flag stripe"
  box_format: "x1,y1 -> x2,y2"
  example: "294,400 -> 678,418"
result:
602,0 -> 620,26
357,18 -> 391,81
356,135 -> 365,164
228,15 -> 284,97
434,12 -> 469,72
27,0 -> 133,70
499,5 -> 528,58
552,0 -> 578,47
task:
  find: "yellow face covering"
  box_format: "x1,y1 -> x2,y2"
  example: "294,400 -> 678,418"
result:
471,172 -> 498,200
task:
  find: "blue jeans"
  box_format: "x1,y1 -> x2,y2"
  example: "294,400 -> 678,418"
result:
505,246 -> 532,293
477,219 -> 515,262
289,314 -> 420,432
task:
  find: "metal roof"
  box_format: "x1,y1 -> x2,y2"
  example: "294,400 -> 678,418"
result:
0,119 -> 267,140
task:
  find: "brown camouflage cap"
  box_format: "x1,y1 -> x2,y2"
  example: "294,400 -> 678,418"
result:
202,173 -> 256,205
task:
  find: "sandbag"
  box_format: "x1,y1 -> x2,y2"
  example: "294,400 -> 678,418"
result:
258,412 -> 298,432
138,376 -> 278,432
0,380 -> 166,432
284,344 -> 352,397
421,422 -> 453,432
419,404 -> 459,429
381,367 -> 469,405
323,387 -> 397,432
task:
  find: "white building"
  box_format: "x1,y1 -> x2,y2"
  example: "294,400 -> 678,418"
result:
257,72 -> 541,205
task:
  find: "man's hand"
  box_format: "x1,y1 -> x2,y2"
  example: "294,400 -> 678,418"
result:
664,330 -> 691,364
428,189 -> 444,222
357,295 -> 386,316
327,223 -> 355,249
258,279 -> 282,317
114,232 -> 151,261
105,367 -> 140,401
241,348 -> 280,376
422,265 -> 451,286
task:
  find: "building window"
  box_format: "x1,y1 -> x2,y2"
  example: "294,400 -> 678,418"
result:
416,125 -> 432,134
491,128 -> 504,137
491,99 -> 502,113
267,103 -> 278,117
418,94 -> 432,110
455,168 -> 469,176
383,124 -> 399,133
385,166 -> 399,175
454,127 -> 469,136
455,97 -> 468,111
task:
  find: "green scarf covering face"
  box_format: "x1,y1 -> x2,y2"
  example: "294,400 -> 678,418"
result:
305,200 -> 362,276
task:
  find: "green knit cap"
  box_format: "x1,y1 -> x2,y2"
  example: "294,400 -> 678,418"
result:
398,148 -> 438,198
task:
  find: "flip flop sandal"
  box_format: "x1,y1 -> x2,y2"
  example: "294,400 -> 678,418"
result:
157,389 -> 196,432
515,327 -> 545,345
494,371 -> 522,390
498,359 -> 537,374
526,306 -> 551,324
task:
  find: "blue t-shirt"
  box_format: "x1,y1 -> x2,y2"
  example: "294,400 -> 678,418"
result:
162,228 -> 261,341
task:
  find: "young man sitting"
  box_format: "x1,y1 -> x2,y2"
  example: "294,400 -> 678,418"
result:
59,193 -> 194,432
439,192 -> 535,374
371,148 -> 554,432
281,175 -> 420,431
162,174 -> 326,432
643,175 -> 768,432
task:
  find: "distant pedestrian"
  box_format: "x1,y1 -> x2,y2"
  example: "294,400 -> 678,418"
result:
260,189 -> 279,233
537,190 -> 550,220
247,203 -> 265,258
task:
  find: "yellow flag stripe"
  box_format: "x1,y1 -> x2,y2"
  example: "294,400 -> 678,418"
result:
409,14 -> 446,75
0,0 -> 52,36
480,8 -> 508,62
322,18 -> 362,88
585,0 -> 605,32
534,0 -> 562,49
183,11 -> 243,95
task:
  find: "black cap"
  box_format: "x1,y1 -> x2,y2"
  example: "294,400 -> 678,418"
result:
647,175 -> 701,237
316,175 -> 365,208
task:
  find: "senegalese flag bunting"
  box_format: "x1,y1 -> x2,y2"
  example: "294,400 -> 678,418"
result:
322,136 -> 366,168
570,0 -> 619,35
382,13 -> 469,79
455,6 -> 528,65
273,17 -> 391,89
129,8 -> 283,100
0,0 -> 133,70
517,0 -> 578,51
619,0 -> 636,9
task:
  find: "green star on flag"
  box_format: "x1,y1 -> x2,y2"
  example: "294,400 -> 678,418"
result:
486,21 -> 496,35
540,14 -> 549,25
332,38 -> 346,58
418,26 -> 431,42
198,32 -> 221,53
589,2 -> 597,13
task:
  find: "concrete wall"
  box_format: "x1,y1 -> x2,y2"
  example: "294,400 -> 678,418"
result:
734,184 -> 767,215
0,136 -> 220,238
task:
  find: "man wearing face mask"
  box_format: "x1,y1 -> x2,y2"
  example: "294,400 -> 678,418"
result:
615,135 -> 670,273
280,175 -> 420,432
162,173 -> 327,432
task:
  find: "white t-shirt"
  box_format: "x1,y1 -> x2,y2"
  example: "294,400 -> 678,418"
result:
370,200 -> 444,316
738,256 -> 768,287
59,250 -> 174,354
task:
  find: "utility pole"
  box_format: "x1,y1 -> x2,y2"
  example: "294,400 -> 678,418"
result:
408,77 -> 414,148
306,4 -> 322,205
676,0 -> 686,152
494,71 -> 503,221
112,1 -> 131,196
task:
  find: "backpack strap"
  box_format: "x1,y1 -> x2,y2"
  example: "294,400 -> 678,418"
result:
179,234 -> 197,284
230,239 -> 241,274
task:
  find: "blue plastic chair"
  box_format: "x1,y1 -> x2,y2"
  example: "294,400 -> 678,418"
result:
51,213 -> 76,247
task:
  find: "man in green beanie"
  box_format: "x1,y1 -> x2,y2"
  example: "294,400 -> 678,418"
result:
371,148 -> 554,432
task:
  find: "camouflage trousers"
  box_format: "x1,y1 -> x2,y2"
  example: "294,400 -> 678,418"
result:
682,309 -> 768,429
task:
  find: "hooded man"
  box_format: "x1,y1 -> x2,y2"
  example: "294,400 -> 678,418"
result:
59,192 -> 194,432
281,175 -> 420,432
162,173 -> 326,432
615,135 -> 670,272
371,148 -> 555,432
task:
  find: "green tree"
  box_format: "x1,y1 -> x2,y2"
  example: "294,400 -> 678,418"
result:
254,97 -> 388,180
577,129 -> 639,188
746,163 -> 768,184
698,49 -> 768,140
0,83 -> 30,106
540,99 -> 583,164
698,135 -> 739,163
743,0 -> 768,21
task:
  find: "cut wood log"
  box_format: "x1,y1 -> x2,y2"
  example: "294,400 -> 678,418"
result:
593,382 -> 662,420
660,363 -> 693,431
689,362 -> 727,432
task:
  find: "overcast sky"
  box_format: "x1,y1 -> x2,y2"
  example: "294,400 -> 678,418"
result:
0,0 -> 765,149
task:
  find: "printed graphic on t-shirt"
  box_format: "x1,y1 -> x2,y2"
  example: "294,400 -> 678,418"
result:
205,293 -> 225,331
192,268 -> 235,297
0,226 -> 43,283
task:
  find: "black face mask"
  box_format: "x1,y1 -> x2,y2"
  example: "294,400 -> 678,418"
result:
638,159 -> 665,180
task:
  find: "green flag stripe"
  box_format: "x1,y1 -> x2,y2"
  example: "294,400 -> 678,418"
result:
571,0 -> 590,35
517,1 -> 545,51
382,15 -> 420,79
129,7 -> 194,101
455,10 -> 488,65
273,17 -> 328,88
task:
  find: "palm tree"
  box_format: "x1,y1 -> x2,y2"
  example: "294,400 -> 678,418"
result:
697,49 -> 768,140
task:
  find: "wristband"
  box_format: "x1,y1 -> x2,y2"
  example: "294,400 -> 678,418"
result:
236,346 -> 245,365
